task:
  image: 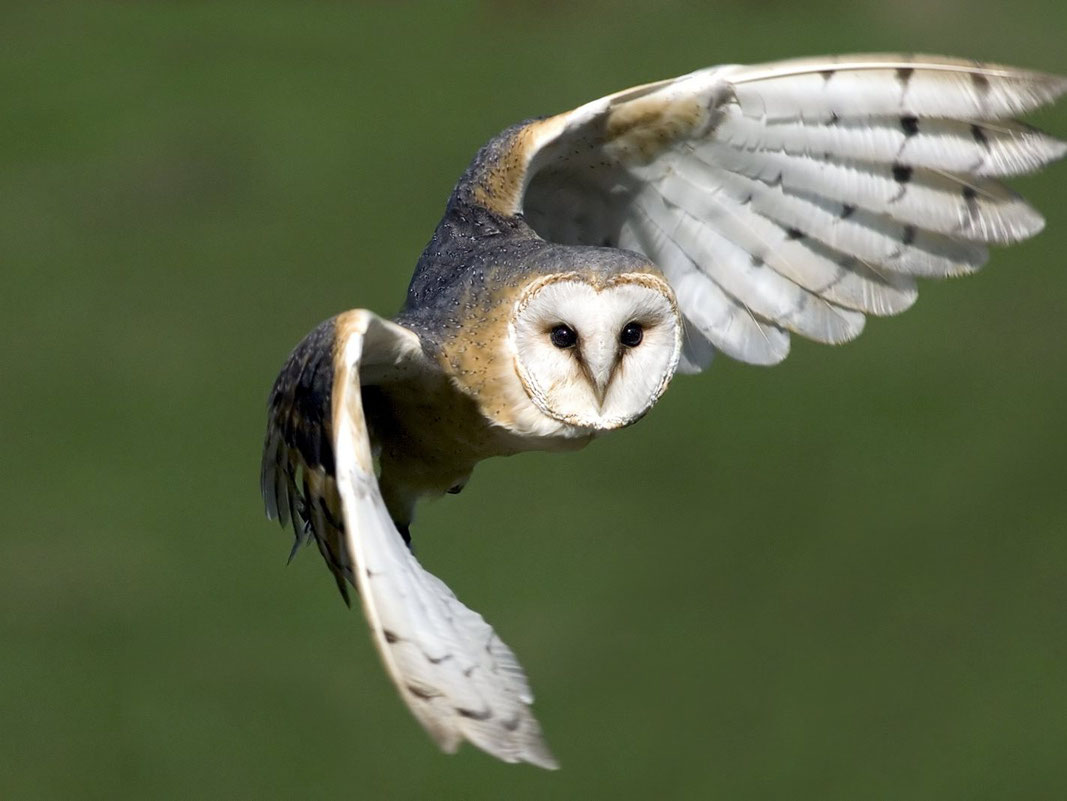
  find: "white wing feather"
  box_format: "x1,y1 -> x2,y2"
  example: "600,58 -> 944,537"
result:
332,311 -> 557,769
520,54 -> 1067,369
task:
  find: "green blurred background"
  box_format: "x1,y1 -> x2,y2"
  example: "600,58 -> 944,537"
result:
3,1 -> 1065,798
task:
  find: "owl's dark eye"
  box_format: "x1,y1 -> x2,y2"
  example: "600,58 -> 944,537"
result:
550,324 -> 578,349
619,321 -> 644,347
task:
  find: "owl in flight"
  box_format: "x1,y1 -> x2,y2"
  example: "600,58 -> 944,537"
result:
261,55 -> 1065,768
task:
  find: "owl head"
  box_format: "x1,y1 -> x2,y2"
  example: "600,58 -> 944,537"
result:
509,251 -> 682,431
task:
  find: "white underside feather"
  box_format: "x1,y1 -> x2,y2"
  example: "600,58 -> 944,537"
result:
333,312 -> 557,769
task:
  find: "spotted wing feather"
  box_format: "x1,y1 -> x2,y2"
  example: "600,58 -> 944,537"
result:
261,310 -> 557,769
495,55 -> 1067,368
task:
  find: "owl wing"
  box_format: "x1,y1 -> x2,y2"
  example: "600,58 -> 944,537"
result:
260,310 -> 557,769
467,54 -> 1066,369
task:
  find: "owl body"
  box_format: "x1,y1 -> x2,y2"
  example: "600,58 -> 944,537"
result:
262,55 -> 1066,768
283,196 -> 664,529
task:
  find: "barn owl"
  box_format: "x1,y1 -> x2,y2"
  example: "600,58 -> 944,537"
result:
260,55 -> 1065,769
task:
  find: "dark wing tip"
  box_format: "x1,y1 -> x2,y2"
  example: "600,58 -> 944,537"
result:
260,316 -> 354,602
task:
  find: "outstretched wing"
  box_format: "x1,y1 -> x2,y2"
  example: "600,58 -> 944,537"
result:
261,310 -> 557,769
463,54 -> 1066,369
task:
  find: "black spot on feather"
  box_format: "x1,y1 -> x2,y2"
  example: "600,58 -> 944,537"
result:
962,185 -> 981,217
407,684 -> 438,700
503,715 -> 522,732
456,707 -> 493,721
900,115 -> 920,137
892,164 -> 913,184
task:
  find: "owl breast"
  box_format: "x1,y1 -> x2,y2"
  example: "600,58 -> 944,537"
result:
362,369 -> 592,524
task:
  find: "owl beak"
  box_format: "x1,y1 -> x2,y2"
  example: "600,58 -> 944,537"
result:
581,336 -> 619,408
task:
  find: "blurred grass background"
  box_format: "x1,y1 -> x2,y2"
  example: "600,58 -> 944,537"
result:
2,1 -> 1066,798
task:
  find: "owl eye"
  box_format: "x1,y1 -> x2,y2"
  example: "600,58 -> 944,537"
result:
619,321 -> 644,347
549,324 -> 578,349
